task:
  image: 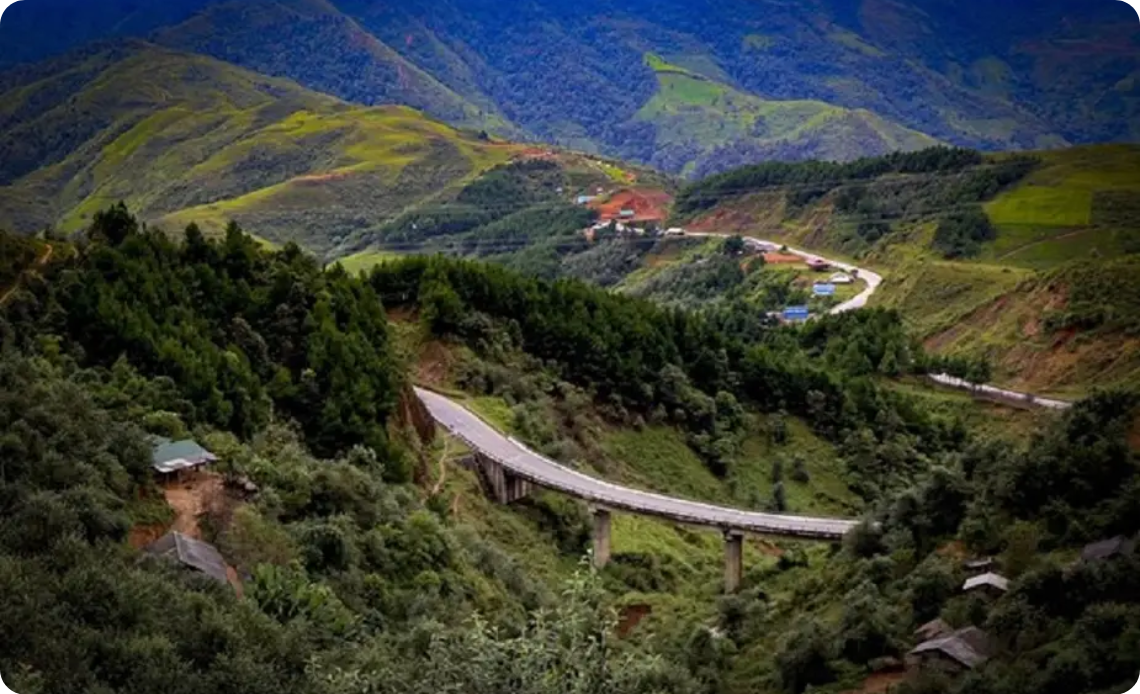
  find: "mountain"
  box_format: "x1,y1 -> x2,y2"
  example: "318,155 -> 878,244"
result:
4,0 -> 1137,175
0,41 -> 522,253
149,0 -> 515,134
633,53 -> 940,176
661,144 -> 1140,396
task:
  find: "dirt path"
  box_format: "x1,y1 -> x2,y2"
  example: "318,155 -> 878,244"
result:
163,473 -> 225,539
430,439 -> 451,496
0,243 -> 53,306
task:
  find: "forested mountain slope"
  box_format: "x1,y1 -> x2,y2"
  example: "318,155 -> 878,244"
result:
1,211 -> 1138,694
3,0 -> 1137,175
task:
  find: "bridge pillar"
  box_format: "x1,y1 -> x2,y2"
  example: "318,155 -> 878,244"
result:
724,530 -> 744,593
475,454 -> 532,505
478,454 -> 509,504
505,475 -> 533,503
592,508 -> 612,569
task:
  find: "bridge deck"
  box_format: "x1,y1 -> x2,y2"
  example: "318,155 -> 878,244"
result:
416,388 -> 858,540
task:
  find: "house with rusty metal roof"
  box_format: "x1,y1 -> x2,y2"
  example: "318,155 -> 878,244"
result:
144,532 -> 229,585
907,626 -> 992,674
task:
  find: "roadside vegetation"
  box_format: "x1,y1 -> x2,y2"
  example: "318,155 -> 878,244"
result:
2,207 -> 1138,694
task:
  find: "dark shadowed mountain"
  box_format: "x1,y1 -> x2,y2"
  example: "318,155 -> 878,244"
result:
2,0 -> 1138,174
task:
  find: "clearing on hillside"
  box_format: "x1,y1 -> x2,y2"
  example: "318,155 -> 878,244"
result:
590,188 -> 674,224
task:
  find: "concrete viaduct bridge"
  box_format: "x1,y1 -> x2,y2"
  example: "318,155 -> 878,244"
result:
415,387 -> 859,592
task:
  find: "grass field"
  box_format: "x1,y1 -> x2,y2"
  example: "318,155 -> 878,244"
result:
981,145 -> 1140,268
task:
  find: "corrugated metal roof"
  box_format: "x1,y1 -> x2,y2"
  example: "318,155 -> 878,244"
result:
963,572 -> 1010,593
145,532 -> 229,584
910,627 -> 991,669
914,618 -> 952,641
151,437 -> 217,473
1081,536 -> 1136,562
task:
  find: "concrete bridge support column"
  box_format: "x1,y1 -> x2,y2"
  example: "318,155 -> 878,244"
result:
724,530 -> 744,594
476,455 -> 533,504
478,454 -> 509,504
505,475 -> 533,503
592,508 -> 612,569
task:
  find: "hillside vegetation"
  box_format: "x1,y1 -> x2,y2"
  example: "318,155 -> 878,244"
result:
638,54 -> 940,178
4,0 -> 1137,175
672,145 -> 1140,395
2,210 -> 1139,694
0,42 -> 516,253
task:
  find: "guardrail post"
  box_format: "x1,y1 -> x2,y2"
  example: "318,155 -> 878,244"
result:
592,507 -> 612,569
724,530 -> 744,593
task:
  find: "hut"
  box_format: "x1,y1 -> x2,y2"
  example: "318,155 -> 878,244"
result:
1080,536 -> 1136,564
963,572 -> 1010,599
914,618 -> 953,642
144,532 -> 230,586
907,626 -> 992,675
151,436 -> 217,482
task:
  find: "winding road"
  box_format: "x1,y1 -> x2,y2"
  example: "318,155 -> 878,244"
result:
417,387 -> 859,539
685,232 -> 882,315
415,230 -> 1065,541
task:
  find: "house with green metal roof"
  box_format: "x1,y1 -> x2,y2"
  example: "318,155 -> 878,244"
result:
150,436 -> 217,476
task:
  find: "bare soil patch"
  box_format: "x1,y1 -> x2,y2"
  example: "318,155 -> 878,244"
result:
162,472 -> 226,540
590,188 -> 672,223
762,252 -> 804,265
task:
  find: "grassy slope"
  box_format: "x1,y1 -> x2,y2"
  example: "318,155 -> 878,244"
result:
680,145 -> 1140,395
0,42 -> 516,254
636,54 -> 940,176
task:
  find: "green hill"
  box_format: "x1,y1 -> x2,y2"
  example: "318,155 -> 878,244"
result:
636,54 -> 940,177
150,0 -> 516,135
0,42 -> 517,253
668,145 -> 1140,396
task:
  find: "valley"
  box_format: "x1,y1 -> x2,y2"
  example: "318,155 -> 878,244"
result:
0,5 -> 1138,694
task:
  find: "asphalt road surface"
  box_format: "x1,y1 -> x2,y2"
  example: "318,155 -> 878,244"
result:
416,387 -> 859,539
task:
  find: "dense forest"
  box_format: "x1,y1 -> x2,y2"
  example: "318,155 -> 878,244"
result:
1,208 -> 1138,694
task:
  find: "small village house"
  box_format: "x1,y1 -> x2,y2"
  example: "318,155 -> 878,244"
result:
963,572 -> 1010,599
143,532 -> 232,588
151,436 -> 218,482
914,618 -> 953,642
1080,536 -> 1136,564
963,557 -> 996,575
806,258 -> 831,272
907,626 -> 992,675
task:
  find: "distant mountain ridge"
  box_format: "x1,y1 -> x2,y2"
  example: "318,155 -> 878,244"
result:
2,0 -> 1137,175
0,42 -> 521,252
